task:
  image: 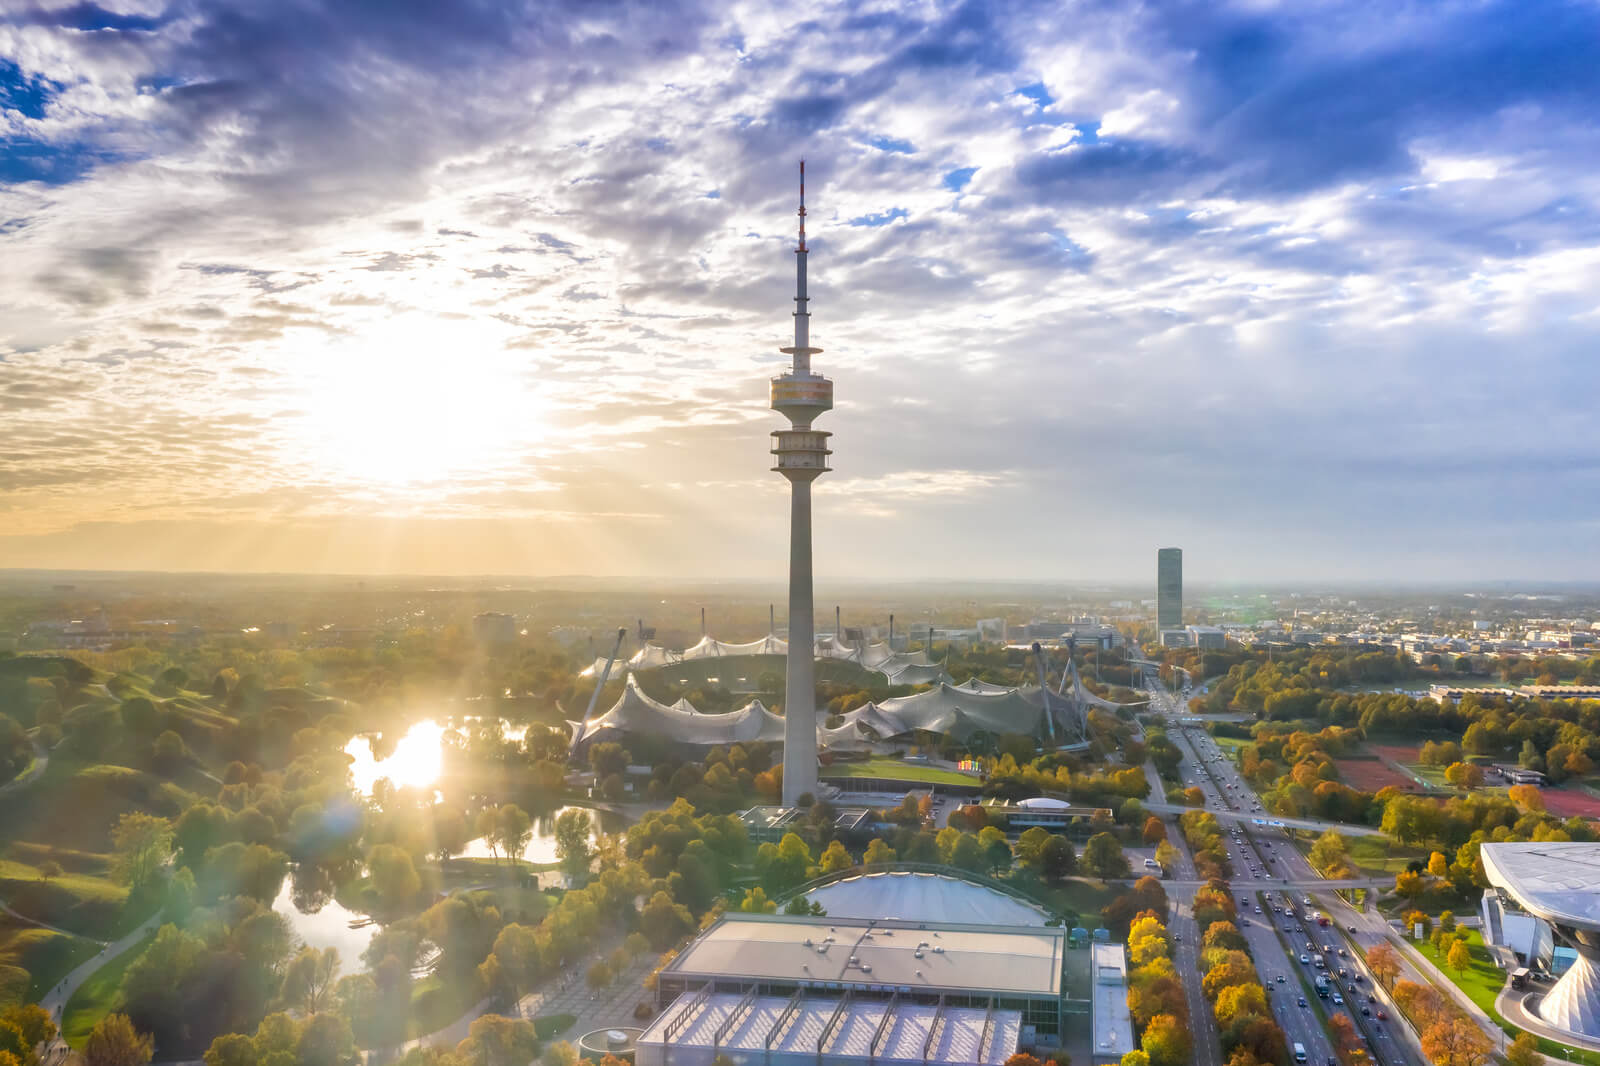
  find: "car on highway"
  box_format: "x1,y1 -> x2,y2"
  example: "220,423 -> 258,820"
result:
1297,996 -> 1307,1007
1360,1005 -> 1370,1016
1300,954 -> 1310,964
1332,993 -> 1344,1005
1376,1009 -> 1387,1020
1275,975 -> 1286,983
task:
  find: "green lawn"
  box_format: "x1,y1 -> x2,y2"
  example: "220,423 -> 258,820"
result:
61,930 -> 155,1049
1417,928 -> 1600,1066
407,972 -> 486,1040
1308,833 -> 1429,877
820,758 -> 978,786
1037,878 -> 1119,922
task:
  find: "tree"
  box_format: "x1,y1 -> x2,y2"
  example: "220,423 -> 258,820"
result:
1213,983 -> 1268,1028
863,838 -> 896,865
282,947 -> 340,1015
542,1043 -> 579,1066
85,1015 -> 153,1066
1140,1013 -> 1191,1066
296,1014 -> 356,1066
1447,938 -> 1472,976
203,1033 -> 258,1066
367,845 -> 420,914
1327,1013 -> 1357,1058
1421,1017 -> 1492,1066
1427,851 -> 1449,877
640,891 -> 694,949
334,974 -> 379,1048
819,840 -> 853,874
1120,1053 -> 1150,1066
1081,833 -> 1130,879
739,886 -> 778,913
1142,816 -> 1168,845
1366,942 -> 1400,990
458,1015 -> 539,1066
1444,762 -> 1483,790
1506,1032 -> 1541,1066
1203,921 -> 1247,953
1154,840 -> 1180,872
498,805 -> 533,866
111,813 -> 172,892
1308,829 -> 1351,877
586,960 -> 613,988
1507,784 -> 1545,812
37,859 -> 63,884
1,1004 -> 56,1049
1393,870 -> 1425,900
553,808 -> 594,876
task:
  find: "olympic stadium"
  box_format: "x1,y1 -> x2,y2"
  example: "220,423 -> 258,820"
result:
571,630 -> 1126,753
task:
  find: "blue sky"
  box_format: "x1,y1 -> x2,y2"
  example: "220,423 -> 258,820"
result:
0,0 -> 1597,581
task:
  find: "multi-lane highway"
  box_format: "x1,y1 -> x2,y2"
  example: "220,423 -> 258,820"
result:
1161,713 -> 1343,1066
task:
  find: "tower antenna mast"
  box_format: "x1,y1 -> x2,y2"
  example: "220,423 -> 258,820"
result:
771,159 -> 833,806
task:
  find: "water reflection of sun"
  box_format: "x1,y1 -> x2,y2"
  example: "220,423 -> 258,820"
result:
345,721 -> 446,795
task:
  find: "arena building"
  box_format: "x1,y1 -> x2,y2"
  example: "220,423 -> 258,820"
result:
637,871 -> 1076,1066
1481,842 -> 1600,1039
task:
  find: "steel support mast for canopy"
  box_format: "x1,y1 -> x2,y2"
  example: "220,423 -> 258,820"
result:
773,160 -> 832,806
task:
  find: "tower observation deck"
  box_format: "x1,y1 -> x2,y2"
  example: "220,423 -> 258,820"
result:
773,161 -> 832,806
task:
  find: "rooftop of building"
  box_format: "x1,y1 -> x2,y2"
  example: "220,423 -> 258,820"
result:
800,870 -> 1050,927
662,914 -> 1064,998
1089,942 -> 1133,1063
635,991 -> 1020,1066
1481,842 -> 1600,928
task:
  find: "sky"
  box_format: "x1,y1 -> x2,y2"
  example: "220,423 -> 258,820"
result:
2,0 -> 1598,584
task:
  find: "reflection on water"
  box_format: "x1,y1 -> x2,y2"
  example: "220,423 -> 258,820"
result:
272,872 -> 376,965
344,717 -> 545,796
345,721 -> 446,796
458,805 -> 626,865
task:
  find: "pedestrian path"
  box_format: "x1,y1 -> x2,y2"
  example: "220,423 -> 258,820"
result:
38,911 -> 163,1059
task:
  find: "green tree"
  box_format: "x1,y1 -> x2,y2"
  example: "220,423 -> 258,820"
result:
295,1013 -> 355,1066
203,1033 -> 258,1066
281,947 -> 340,1014
863,838 -> 896,865
739,886 -> 778,913
0,1004 -> 56,1048
1081,833 -> 1130,879
498,805 -> 533,866
367,844 -> 420,915
1447,938 -> 1472,976
1140,1013 -> 1191,1066
542,1042 -> 579,1066
1506,1033 -> 1541,1066
553,808 -> 594,876
111,812 -> 173,892
819,840 -> 853,874
85,1014 -> 154,1066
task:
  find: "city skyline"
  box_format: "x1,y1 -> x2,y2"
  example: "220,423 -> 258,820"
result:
4,1 -> 1600,581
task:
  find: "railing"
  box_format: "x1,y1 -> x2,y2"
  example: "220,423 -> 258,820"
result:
663,982 -> 712,1044
818,989 -> 854,1055
713,985 -> 758,1051
766,988 -> 804,1050
869,990 -> 900,1060
921,995 -> 947,1062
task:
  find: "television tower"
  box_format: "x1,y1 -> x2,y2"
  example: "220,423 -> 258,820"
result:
772,160 -> 832,806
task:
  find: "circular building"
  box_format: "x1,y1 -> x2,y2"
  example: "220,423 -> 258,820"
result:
578,1027 -> 641,1063
800,870 -> 1050,927
1482,842 -> 1600,1038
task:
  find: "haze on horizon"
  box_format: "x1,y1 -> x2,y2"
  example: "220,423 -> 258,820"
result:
2,0 -> 1598,583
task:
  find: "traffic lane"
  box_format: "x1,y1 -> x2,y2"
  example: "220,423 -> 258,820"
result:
1243,911 -> 1337,1066
1171,888 -> 1223,1066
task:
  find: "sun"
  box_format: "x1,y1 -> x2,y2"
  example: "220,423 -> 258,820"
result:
295,313 -> 538,488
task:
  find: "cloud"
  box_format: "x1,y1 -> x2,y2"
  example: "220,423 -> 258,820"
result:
0,0 -> 1596,581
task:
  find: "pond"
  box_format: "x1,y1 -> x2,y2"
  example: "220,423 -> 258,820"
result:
459,804 -> 628,865
344,717 -> 545,796
271,872 -> 377,965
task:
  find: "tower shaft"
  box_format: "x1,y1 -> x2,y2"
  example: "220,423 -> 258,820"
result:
772,160 -> 832,807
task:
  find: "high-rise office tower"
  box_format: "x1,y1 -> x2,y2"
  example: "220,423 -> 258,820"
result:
771,162 -> 832,806
1157,548 -> 1183,629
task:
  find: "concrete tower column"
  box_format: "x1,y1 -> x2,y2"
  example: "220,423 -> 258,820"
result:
771,160 -> 832,808
783,479 -> 818,804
